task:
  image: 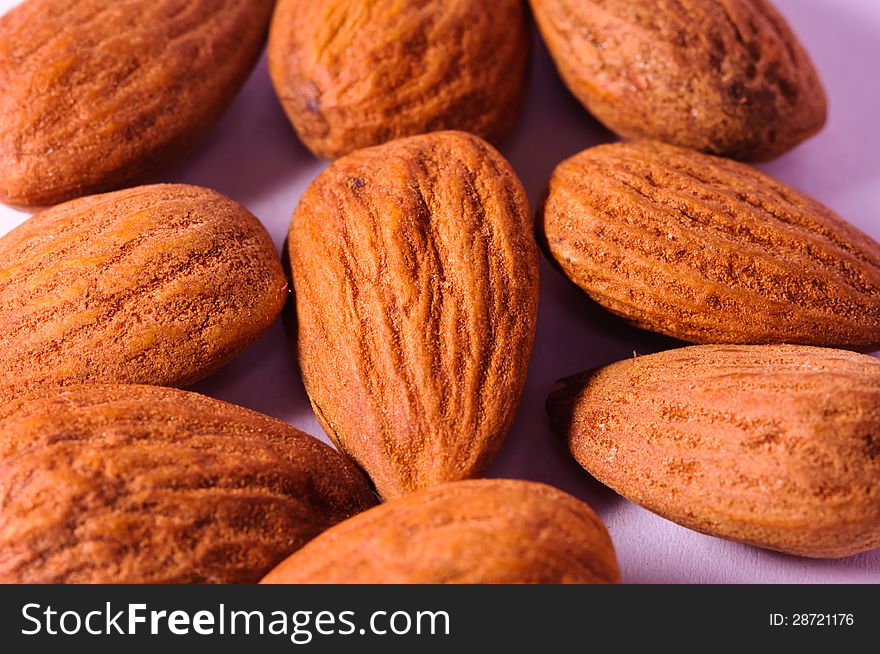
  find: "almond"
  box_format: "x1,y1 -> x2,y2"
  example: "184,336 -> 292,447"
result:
289,131 -> 540,499
530,0 -> 826,161
260,479 -> 619,584
268,0 -> 529,159
538,141 -> 880,349
0,384 -> 377,583
0,0 -> 275,207
0,184 -> 288,404
547,344 -> 880,558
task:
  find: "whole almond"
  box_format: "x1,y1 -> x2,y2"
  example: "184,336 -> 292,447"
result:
0,384 -> 377,583
530,0 -> 826,161
0,184 -> 288,404
261,479 -> 620,584
268,0 -> 529,159
538,140 -> 880,349
547,345 -> 880,558
0,0 -> 275,207
289,131 -> 540,499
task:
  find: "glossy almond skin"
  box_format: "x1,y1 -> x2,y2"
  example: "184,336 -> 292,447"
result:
261,479 -> 620,584
289,132 -> 540,499
538,141 -> 880,348
0,385 -> 377,583
530,0 -> 826,161
268,0 -> 529,159
548,345 -> 880,558
0,0 -> 275,207
0,184 -> 288,404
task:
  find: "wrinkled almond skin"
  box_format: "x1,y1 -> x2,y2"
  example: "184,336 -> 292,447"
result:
538,141 -> 880,348
268,0 -> 529,159
530,0 -> 826,161
261,479 -> 620,584
289,132 -> 540,499
0,384 -> 377,583
0,0 -> 275,207
548,345 -> 880,558
0,184 -> 288,405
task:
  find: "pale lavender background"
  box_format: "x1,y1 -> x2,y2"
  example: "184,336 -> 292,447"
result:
1,0 -> 878,583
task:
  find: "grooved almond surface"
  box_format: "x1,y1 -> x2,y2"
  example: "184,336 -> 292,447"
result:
0,184 -> 288,404
0,384 -> 377,584
547,345 -> 880,558
289,131 -> 540,499
268,0 -> 529,159
530,0 -> 826,161
0,0 -> 275,207
260,479 -> 620,584
538,141 -> 880,348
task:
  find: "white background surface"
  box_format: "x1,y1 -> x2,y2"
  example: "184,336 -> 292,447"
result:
1,0 -> 878,583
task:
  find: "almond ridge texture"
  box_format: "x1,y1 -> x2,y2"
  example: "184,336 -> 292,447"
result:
0,184 -> 288,404
268,0 -> 530,159
261,479 -> 620,584
0,384 -> 377,583
0,0 -> 275,206
539,141 -> 880,348
548,344 -> 880,558
289,131 -> 540,499
530,0 -> 827,160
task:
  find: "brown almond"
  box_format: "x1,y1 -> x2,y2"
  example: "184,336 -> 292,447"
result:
530,0 -> 826,161
289,131 -> 540,499
260,479 -> 620,584
0,184 -> 288,404
0,384 -> 377,583
268,0 -> 530,159
0,0 -> 275,207
538,140 -> 880,349
547,344 -> 880,558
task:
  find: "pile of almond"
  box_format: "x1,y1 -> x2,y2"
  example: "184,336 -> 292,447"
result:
0,0 -> 876,584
